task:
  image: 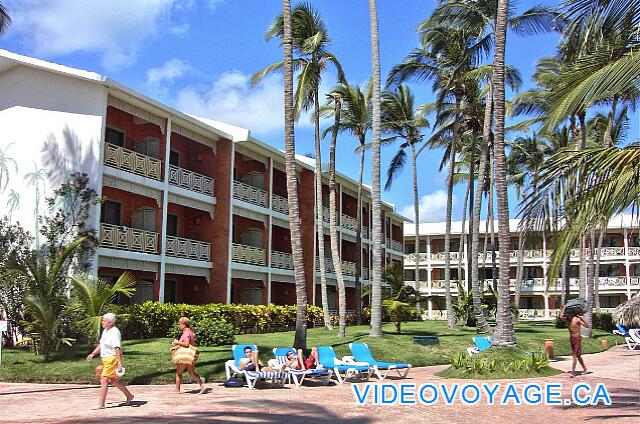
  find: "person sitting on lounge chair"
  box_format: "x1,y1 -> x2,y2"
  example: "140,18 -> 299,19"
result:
283,347 -> 322,371
240,346 -> 282,372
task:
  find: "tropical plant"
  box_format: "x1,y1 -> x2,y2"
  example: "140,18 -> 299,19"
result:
70,272 -> 136,342
8,237 -> 84,361
254,3 -> 344,329
368,0 -> 383,338
0,1 -> 10,35
0,142 -> 17,193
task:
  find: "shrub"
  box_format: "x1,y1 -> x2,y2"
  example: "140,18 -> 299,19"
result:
112,302 -> 324,340
168,317 -> 235,347
592,312 -> 614,332
450,349 -> 548,375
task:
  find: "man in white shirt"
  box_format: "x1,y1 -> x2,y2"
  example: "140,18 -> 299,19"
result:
87,313 -> 134,409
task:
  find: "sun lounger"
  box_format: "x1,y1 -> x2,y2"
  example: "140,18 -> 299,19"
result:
346,342 -> 411,379
624,328 -> 640,351
466,336 -> 493,355
272,347 -> 333,387
224,344 -> 287,389
317,345 -> 371,384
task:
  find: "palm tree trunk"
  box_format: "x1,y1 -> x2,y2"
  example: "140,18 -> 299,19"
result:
489,182 -> 498,292
471,83 -> 492,334
355,136 -> 365,325
594,229 -> 603,311
282,0 -> 307,350
491,0 -> 515,347
444,96 -> 461,329
603,97 -> 618,148
328,94 -> 347,337
368,0 -> 383,337
466,128 -> 477,293
458,182 -> 470,296
410,142 -> 422,320
314,91 -> 332,329
582,231 -> 595,337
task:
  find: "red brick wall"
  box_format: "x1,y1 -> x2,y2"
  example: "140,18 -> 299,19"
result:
169,132 -> 216,179
342,239 -> 358,263
342,192 -> 357,217
272,168 -> 288,198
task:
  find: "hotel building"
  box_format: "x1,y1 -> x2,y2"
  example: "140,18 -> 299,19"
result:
0,50 -> 406,309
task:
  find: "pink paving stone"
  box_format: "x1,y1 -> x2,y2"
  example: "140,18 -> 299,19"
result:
0,346 -> 638,423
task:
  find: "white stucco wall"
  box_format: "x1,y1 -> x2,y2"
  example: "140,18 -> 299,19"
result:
0,64 -> 107,241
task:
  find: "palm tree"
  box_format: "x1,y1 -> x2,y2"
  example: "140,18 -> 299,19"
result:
321,81 -> 372,325
324,91 -> 349,337
368,0 -> 383,337
0,142 -> 17,193
381,265 -> 421,333
281,0 -> 307,350
70,272 -> 136,342
380,84 -> 429,320
490,0 -> 516,347
24,162 -> 47,248
0,1 -> 11,35
255,3 -> 344,329
6,189 -> 19,222
8,238 -> 84,361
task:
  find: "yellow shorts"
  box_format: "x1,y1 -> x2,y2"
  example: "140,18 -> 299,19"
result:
101,356 -> 119,379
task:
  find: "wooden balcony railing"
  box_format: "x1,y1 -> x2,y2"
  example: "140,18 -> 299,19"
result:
271,250 -> 294,270
232,243 -> 266,266
341,214 -> 358,232
168,165 -> 214,196
342,260 -> 356,276
104,143 -> 162,180
271,194 -> 289,215
100,223 -> 158,254
233,180 -> 267,208
165,235 -> 211,261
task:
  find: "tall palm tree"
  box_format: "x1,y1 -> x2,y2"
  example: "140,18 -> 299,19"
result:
0,2 -> 11,35
325,92 -> 348,337
0,142 -> 17,193
321,81 -> 372,325
491,0 -> 516,346
254,3 -> 344,329
70,272 -> 136,342
368,0 -> 383,337
281,0 -> 307,349
381,84 -> 429,320
24,162 -> 47,248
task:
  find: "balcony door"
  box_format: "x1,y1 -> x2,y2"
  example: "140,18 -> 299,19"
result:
130,279 -> 155,304
101,200 -> 121,225
132,207 -> 156,232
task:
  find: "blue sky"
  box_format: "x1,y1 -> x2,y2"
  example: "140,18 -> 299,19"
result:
2,0 -> 638,223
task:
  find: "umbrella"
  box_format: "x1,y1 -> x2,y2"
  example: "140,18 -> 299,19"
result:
613,292 -> 640,327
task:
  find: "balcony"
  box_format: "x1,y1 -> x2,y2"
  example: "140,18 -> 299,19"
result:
165,235 -> 211,261
342,260 -> 357,276
318,257 -> 358,275
271,250 -> 294,270
322,206 -> 331,223
100,223 -> 158,254
629,247 -> 640,256
387,239 -> 403,252
169,165 -> 214,197
431,251 -> 464,261
316,257 -> 335,274
363,226 -> 370,239
104,143 -> 162,181
233,180 -> 267,208
341,214 -> 358,232
271,194 -> 289,215
231,243 -> 266,266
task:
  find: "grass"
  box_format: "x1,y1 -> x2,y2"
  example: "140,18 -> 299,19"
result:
0,321 -> 622,384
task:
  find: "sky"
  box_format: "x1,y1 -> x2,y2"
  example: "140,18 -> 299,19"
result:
2,0 -> 638,224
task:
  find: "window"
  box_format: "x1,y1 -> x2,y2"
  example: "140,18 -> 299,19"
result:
105,127 -> 125,147
523,267 -> 539,279
101,200 -> 121,226
599,295 -> 621,308
131,207 -> 156,232
600,264 -> 620,277
405,243 -> 415,254
605,235 -> 619,247
130,279 -> 154,304
134,137 -> 160,159
169,150 -> 180,167
518,297 -> 541,309
164,280 -> 177,303
167,214 -> 178,237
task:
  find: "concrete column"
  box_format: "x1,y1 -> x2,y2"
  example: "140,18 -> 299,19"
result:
226,141 -> 236,304
158,117 -> 172,303
426,234 -> 432,318
623,226 -> 631,300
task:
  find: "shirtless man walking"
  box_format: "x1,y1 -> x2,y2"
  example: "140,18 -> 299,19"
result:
560,304 -> 590,377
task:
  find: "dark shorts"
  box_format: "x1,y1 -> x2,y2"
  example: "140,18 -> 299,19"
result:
570,335 -> 582,356
244,362 -> 257,371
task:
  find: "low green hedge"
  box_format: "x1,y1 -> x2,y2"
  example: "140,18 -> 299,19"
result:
111,302 -> 323,340
555,311 -> 614,332
168,317 -> 236,346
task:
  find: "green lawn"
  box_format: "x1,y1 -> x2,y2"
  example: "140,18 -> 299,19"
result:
0,321 -> 621,384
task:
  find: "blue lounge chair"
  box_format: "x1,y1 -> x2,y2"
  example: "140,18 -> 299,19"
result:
317,345 -> 371,384
613,323 -> 628,337
347,342 -> 412,379
466,336 -> 494,355
224,344 -> 287,389
272,347 -> 333,387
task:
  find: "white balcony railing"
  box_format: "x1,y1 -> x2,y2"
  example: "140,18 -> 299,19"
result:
431,251 -> 463,261
104,143 -> 162,180
232,243 -> 266,266
271,250 -> 294,270
629,247 -> 640,256
342,260 -> 356,276
598,276 -> 627,286
341,214 -> 358,232
271,194 -> 289,215
316,257 -> 335,274
599,247 -> 626,257
233,180 -> 267,208
630,277 -> 640,286
100,223 -> 158,254
165,235 -> 211,261
168,165 -> 214,196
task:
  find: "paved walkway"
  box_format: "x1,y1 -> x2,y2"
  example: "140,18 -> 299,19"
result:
1,346 -> 638,423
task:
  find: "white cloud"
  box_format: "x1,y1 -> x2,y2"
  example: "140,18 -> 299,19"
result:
9,0 -> 187,68
207,0 -> 224,11
146,59 -> 191,86
169,23 -> 190,35
401,190 -> 455,223
176,71 -> 314,135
